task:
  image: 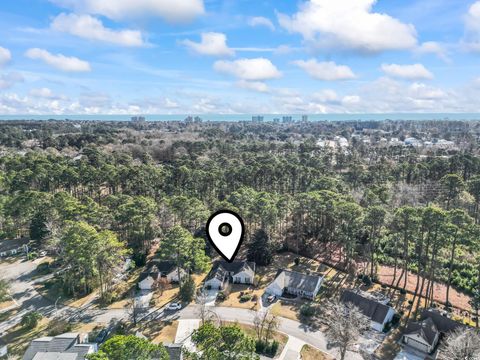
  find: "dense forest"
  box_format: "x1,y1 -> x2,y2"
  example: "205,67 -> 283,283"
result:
1,119 -> 480,310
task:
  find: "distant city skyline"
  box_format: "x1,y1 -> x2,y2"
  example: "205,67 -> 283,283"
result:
1,0 -> 480,115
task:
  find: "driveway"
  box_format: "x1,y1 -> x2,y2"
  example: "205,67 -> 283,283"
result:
204,289 -> 218,306
279,336 -> 305,360
175,319 -> 200,352
135,290 -> 152,309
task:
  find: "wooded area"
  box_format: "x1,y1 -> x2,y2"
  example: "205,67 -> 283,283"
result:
1,119 -> 480,312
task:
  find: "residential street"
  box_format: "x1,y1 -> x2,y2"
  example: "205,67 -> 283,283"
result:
1,258 -> 364,359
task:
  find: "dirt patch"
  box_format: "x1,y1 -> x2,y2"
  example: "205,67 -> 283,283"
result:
301,344 -> 334,360
377,266 -> 472,311
147,320 -> 179,344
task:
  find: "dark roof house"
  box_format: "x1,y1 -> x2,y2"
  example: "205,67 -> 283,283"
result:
204,260 -> 256,289
419,309 -> 465,334
404,317 -> 439,347
340,289 -> 396,331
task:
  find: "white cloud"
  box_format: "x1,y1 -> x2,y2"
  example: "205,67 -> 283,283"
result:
312,89 -> 340,103
0,72 -> 24,90
293,59 -> 356,81
214,58 -> 282,81
248,16 -> 275,31
464,1 -> 480,51
25,48 -> 91,72
50,0 -> 205,22
237,80 -> 269,93
51,13 -> 145,47
182,32 -> 235,57
416,42 -> 450,63
278,0 -> 417,52
381,63 -> 434,80
352,77 -> 452,112
29,87 -> 67,100
0,47 -> 12,68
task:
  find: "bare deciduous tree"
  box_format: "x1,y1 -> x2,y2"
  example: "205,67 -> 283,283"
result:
438,328 -> 480,360
324,301 -> 369,360
253,309 -> 279,343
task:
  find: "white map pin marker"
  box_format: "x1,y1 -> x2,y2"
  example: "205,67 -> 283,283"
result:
206,210 -> 245,263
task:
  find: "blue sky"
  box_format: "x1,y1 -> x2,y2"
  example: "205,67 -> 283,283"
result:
1,0 -> 480,115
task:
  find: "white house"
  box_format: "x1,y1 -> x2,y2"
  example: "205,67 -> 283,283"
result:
340,289 -> 395,332
265,270 -> 323,300
138,261 -> 187,290
403,318 -> 439,354
204,261 -> 256,290
402,309 -> 465,354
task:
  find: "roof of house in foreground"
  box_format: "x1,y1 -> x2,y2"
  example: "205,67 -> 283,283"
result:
23,333 -> 95,360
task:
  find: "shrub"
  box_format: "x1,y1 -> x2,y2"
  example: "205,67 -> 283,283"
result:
27,252 -> 38,260
217,291 -> 226,302
240,294 -> 252,303
268,341 -> 279,356
362,275 -> 372,287
294,258 -> 300,266
383,323 -> 392,333
21,311 -> 42,329
255,340 -> 279,357
300,304 -> 316,318
391,314 -> 401,326
400,289 -> 407,295
255,340 -> 266,354
252,294 -> 258,302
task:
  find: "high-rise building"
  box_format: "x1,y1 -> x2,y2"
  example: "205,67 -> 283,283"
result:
302,115 -> 309,122
131,116 -> 146,122
252,116 -> 264,122
282,116 -> 293,123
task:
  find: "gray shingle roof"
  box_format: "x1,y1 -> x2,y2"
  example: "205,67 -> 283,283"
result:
165,343 -> 183,360
206,260 -> 255,282
23,334 -> 95,360
271,269 -> 322,293
340,289 -> 393,324
419,309 -> 465,334
32,353 -> 78,360
404,317 -> 439,346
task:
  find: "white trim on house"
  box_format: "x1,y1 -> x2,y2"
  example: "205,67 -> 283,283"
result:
403,332 -> 438,354
372,307 -> 395,332
166,268 -> 187,283
138,276 -> 155,290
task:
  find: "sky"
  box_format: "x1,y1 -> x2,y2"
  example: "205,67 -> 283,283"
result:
2,0 -> 480,115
